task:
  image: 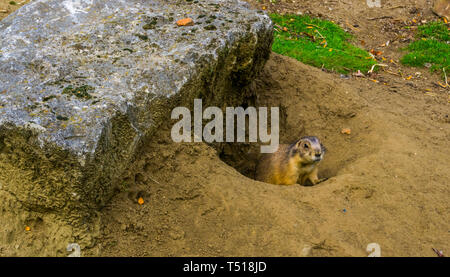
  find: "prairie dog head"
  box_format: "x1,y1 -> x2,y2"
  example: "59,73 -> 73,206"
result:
291,136 -> 325,164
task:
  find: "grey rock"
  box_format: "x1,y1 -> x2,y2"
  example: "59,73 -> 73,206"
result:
0,0 -> 272,223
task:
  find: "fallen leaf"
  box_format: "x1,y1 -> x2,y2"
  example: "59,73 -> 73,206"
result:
25,226 -> 31,231
370,49 -> 383,56
341,128 -> 351,135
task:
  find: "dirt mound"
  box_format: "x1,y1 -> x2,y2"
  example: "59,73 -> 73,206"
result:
90,53 -> 449,257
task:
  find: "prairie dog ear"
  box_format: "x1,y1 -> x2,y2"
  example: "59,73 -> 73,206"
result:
295,139 -> 310,150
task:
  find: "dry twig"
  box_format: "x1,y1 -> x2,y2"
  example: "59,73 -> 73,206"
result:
387,5 -> 406,9
386,70 -> 401,77
368,16 -> 394,21
368,64 -> 388,74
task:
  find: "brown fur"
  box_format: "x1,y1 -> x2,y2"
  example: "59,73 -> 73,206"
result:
255,136 -> 326,186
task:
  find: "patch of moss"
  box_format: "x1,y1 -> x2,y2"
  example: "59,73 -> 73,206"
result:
43,95 -> 57,102
56,115 -> 69,121
62,85 -> 94,100
270,14 -> 376,74
204,25 -> 217,31
135,34 -> 149,41
142,24 -> 155,30
143,17 -> 158,30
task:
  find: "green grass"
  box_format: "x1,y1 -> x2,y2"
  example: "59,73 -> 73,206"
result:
401,21 -> 450,79
270,14 -> 376,74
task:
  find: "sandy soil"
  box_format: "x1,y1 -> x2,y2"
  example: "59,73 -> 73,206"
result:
1,0 -> 449,257
88,51 -> 448,257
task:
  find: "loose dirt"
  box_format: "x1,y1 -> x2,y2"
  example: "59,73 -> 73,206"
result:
91,51 -> 449,257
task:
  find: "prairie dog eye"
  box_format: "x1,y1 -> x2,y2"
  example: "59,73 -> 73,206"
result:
303,143 -> 309,149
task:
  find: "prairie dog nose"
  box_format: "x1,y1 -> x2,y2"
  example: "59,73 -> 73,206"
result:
315,153 -> 322,158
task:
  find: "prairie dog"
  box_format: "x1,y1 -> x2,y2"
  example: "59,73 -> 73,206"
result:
255,136 -> 326,186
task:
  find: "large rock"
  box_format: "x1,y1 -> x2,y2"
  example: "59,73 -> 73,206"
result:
0,0 -> 272,223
